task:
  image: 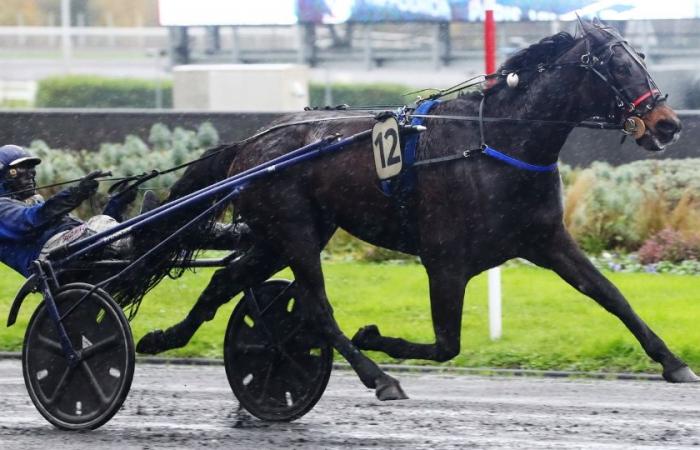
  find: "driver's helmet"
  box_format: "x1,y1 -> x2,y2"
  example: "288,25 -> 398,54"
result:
0,145 -> 41,176
0,145 -> 42,197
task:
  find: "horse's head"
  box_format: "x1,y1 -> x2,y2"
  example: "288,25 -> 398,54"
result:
573,19 -> 681,151
492,20 -> 680,152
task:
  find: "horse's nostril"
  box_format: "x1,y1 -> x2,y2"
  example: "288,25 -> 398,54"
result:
656,119 -> 681,139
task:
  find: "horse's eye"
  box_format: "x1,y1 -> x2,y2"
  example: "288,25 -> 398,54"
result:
638,52 -> 646,60
615,64 -> 632,76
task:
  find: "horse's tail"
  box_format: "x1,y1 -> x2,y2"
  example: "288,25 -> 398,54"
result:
166,142 -> 241,202
107,142 -> 242,317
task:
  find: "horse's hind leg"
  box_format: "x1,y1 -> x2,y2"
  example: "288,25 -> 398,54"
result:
527,227 -> 699,383
136,242 -> 285,354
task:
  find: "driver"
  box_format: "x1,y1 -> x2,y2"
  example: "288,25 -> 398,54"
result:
0,144 -> 141,277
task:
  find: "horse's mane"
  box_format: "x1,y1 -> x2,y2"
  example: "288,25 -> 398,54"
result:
105,143 -> 240,315
484,31 -> 578,94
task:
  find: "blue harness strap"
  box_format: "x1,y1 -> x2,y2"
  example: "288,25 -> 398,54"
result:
404,100 -> 441,167
380,100 -> 441,196
482,146 -> 558,172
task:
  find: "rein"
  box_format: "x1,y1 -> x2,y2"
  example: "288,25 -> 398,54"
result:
0,174 -> 119,198
408,113 -> 624,130
0,146 -> 230,199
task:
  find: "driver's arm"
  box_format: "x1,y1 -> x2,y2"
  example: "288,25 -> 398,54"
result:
0,172 -> 100,237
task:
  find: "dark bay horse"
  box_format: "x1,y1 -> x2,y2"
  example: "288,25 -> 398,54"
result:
136,20 -> 698,399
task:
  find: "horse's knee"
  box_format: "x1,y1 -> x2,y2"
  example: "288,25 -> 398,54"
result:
316,314 -> 340,337
434,342 -> 460,362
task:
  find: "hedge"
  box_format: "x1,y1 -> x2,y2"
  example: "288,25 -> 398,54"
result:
308,81 -> 415,108
35,75 -> 173,109
35,75 -> 415,109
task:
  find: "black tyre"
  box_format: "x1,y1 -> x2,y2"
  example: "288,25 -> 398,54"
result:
224,279 -> 333,421
22,283 -> 134,430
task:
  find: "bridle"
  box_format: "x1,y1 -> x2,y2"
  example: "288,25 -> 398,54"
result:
578,25 -> 663,122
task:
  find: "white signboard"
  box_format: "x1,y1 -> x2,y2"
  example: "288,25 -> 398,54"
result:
159,0 -> 297,26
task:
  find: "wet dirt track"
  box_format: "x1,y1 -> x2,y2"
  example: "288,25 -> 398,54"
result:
1,359 -> 699,449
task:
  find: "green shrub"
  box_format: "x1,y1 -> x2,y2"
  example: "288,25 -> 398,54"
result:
564,159 -> 700,253
35,75 -> 173,108
309,82 -> 416,108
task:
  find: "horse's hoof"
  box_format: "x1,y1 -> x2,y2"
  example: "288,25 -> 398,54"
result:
375,375 -> 409,401
352,324 -> 381,350
663,365 -> 700,383
136,330 -> 167,355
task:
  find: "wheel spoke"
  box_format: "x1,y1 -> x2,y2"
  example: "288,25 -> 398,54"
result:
256,358 -> 277,405
234,343 -> 270,355
58,290 -> 93,321
278,322 -> 305,346
47,366 -> 74,405
248,313 -> 281,345
80,334 -> 119,360
279,351 -> 311,380
258,286 -> 293,317
81,361 -> 110,404
36,334 -> 64,356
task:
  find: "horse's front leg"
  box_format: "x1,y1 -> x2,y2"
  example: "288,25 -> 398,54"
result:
526,226 -> 699,383
353,258 -> 469,362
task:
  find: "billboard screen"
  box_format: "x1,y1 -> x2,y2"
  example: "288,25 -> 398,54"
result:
159,0 -> 700,26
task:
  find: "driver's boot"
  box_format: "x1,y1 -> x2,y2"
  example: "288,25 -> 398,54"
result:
140,190 -> 159,215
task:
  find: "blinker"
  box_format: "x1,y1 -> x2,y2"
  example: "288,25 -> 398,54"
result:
623,116 -> 646,139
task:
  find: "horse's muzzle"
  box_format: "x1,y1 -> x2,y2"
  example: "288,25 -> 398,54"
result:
638,104 -> 682,151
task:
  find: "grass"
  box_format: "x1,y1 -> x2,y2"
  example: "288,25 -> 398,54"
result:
1,262 -> 698,374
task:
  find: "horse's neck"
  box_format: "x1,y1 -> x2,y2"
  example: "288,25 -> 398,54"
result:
481,79 -> 591,166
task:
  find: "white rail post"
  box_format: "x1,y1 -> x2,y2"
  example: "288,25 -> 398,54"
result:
60,0 -> 72,73
488,267 -> 502,340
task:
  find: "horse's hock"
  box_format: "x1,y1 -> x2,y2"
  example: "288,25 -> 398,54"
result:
173,64 -> 309,112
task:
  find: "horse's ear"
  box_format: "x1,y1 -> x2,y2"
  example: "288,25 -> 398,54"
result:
575,13 -> 587,36
576,15 -> 596,37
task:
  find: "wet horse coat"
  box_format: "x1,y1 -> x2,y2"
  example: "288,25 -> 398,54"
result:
136,22 -> 698,397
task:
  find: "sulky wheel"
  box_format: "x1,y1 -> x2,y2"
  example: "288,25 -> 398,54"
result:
224,279 -> 333,421
22,283 -> 134,430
